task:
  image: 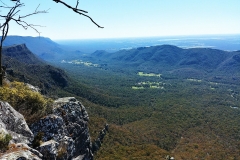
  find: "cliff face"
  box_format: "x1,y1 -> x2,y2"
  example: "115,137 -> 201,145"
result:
0,101 -> 33,144
2,44 -> 68,92
2,44 -> 44,65
31,97 -> 93,160
0,97 -> 93,160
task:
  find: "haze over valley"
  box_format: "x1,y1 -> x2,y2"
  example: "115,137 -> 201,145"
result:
2,34 -> 240,159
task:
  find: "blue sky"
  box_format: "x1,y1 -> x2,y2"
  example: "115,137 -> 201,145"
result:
3,0 -> 240,40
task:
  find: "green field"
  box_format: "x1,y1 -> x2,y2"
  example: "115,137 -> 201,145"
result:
61,59 -> 99,67
138,72 -> 161,77
132,81 -> 164,89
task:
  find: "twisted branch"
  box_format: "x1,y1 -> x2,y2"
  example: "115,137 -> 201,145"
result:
0,0 -> 103,85
53,0 -> 103,28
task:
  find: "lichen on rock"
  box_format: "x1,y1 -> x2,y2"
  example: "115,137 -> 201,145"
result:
31,97 -> 93,160
0,101 -> 33,144
0,97 -> 94,160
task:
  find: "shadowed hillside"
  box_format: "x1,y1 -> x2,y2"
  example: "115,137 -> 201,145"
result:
2,44 -> 68,94
2,36 -> 82,61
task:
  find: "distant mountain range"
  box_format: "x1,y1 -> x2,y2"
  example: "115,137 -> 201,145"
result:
2,36 -> 83,61
2,36 -> 240,83
3,36 -> 62,60
86,45 -> 240,82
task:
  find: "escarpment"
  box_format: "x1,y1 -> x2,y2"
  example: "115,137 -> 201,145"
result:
0,97 -> 103,160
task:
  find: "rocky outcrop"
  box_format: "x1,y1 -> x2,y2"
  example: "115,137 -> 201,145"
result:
0,101 -> 33,144
26,83 -> 41,93
0,101 -> 42,159
92,124 -> 109,154
30,97 -> 93,160
38,140 -> 59,160
0,143 -> 43,160
0,97 -> 94,160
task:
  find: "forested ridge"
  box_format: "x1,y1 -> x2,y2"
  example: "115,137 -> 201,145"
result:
54,45 -> 240,159
2,42 -> 240,159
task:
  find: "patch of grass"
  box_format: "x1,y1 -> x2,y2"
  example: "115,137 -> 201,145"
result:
132,86 -> 145,90
32,132 -> 44,148
57,142 -> 68,159
0,133 -> 12,152
138,72 -> 161,77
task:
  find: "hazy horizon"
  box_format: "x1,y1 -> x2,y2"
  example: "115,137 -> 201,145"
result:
4,0 -> 240,40
53,34 -> 240,53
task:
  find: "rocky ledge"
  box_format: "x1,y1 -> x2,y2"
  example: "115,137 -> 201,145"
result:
0,97 -> 93,160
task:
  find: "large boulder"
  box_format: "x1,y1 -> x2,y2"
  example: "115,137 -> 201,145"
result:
31,97 -> 93,160
0,101 -> 42,159
0,101 -> 33,144
0,143 -> 42,160
0,97 -> 93,160
38,140 -> 59,160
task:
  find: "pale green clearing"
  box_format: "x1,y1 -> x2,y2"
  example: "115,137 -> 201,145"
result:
209,82 -> 218,85
137,72 -> 161,77
132,81 -> 164,90
187,78 -> 202,82
132,86 -> 145,90
210,87 -> 215,90
61,59 -> 99,67
186,79 -> 221,90
134,72 -> 162,90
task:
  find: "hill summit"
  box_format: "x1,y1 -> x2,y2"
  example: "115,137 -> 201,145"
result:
2,44 -> 68,93
86,45 -> 240,82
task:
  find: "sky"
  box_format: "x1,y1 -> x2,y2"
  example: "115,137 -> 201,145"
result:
2,0 -> 240,40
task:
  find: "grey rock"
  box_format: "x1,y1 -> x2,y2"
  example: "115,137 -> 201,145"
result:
92,124 -> 109,154
0,143 -> 42,160
31,97 -> 93,160
0,101 -> 42,159
57,136 -> 75,160
26,83 -> 41,93
0,119 -> 8,135
31,114 -> 67,142
0,97 -> 94,160
0,101 -> 33,144
38,140 -> 59,160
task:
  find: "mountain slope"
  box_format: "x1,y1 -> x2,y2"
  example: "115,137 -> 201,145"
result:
86,45 -> 240,81
2,36 -> 75,61
2,44 -> 68,93
2,44 -> 44,65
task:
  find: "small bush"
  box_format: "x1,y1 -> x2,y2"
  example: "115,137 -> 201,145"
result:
57,144 -> 68,159
32,132 -> 44,148
0,81 -> 53,124
0,133 -> 12,152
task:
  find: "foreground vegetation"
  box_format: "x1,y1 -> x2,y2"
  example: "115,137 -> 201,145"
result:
1,59 -> 239,159
0,81 -> 53,124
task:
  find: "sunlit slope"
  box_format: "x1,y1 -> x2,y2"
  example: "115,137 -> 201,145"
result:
86,45 -> 240,83
58,54 -> 240,159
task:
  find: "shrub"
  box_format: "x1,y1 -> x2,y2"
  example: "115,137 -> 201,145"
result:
0,132 -> 12,152
32,132 -> 44,148
57,143 -> 68,159
0,81 -> 53,124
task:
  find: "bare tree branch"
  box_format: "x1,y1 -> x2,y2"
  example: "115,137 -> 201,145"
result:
0,2 -> 47,35
0,0 -> 103,85
0,0 -> 48,85
76,0 -> 79,9
0,0 -> 8,7
53,0 -> 104,28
